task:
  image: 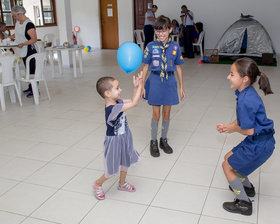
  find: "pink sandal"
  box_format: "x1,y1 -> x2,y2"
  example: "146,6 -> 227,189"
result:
118,182 -> 136,192
93,181 -> 105,200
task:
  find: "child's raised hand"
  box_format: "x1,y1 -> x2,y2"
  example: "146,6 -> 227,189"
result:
133,71 -> 143,88
216,123 -> 225,133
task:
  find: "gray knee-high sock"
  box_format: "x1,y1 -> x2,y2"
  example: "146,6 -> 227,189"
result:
229,178 -> 250,202
161,120 -> 170,139
151,119 -> 158,141
236,172 -> 252,188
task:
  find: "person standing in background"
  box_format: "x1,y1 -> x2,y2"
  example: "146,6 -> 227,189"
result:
9,5 -> 38,98
144,4 -> 158,49
181,5 -> 194,58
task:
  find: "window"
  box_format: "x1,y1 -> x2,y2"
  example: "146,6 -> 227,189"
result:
0,0 -> 56,27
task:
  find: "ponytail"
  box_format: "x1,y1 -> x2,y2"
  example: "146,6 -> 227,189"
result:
258,72 -> 273,95
234,58 -> 273,96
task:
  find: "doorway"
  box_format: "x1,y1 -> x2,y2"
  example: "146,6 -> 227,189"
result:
100,0 -> 119,49
134,0 -> 153,29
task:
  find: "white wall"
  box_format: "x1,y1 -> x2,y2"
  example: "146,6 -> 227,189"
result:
154,0 -> 280,54
70,0 -> 101,48
34,0 -> 280,54
36,26 -> 59,43
117,0 -> 133,45
69,0 -> 133,49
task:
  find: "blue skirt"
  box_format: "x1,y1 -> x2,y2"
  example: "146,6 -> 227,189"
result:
228,136 -> 275,176
144,72 -> 179,105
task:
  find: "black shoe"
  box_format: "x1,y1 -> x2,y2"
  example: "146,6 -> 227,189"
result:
150,140 -> 160,157
23,88 -> 32,94
26,92 -> 33,98
223,198 -> 252,216
159,138 -> 173,154
229,184 -> 255,197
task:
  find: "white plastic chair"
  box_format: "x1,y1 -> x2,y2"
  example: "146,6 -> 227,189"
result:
170,34 -> 179,44
0,55 -> 22,111
134,29 -> 144,51
43,33 -> 62,69
43,33 -> 56,47
193,31 -> 205,57
19,52 -> 51,105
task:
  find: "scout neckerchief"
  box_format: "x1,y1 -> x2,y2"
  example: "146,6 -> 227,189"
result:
157,37 -> 172,82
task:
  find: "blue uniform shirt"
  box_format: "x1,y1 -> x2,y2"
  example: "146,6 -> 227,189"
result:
235,86 -> 274,135
142,40 -> 184,72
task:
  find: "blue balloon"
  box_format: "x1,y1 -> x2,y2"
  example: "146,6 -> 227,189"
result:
117,42 -> 143,74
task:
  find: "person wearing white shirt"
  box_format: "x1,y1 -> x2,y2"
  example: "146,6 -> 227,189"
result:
144,5 -> 158,49
181,5 -> 194,58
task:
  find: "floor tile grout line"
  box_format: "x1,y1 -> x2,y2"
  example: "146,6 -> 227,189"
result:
137,99 -> 211,223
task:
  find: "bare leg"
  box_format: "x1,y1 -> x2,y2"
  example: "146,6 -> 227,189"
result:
152,105 -> 161,122
222,159 -> 238,182
95,174 -> 108,186
119,171 -> 127,185
162,105 -> 171,121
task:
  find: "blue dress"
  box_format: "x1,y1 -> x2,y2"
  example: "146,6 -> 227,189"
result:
103,99 -> 140,177
228,86 -> 275,175
142,40 -> 184,106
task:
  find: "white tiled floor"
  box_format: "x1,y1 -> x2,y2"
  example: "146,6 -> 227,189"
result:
0,50 -> 279,223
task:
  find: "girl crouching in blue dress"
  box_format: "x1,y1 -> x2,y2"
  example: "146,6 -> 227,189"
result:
93,73 -> 142,200
217,57 -> 275,216
142,15 -> 185,157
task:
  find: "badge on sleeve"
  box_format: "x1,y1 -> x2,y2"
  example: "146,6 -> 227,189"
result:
153,60 -> 159,67
144,47 -> 149,55
180,56 -> 183,60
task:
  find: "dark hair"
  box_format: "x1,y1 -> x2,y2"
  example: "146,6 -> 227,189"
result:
96,76 -> 116,98
171,19 -> 179,27
181,5 -> 187,9
152,5 -> 158,9
154,15 -> 171,30
234,57 -> 273,95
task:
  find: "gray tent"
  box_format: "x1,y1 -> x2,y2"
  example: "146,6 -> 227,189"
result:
215,17 -> 276,58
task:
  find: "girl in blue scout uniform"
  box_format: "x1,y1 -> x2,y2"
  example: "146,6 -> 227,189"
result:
142,15 -> 185,157
217,57 -> 275,216
93,73 -> 142,200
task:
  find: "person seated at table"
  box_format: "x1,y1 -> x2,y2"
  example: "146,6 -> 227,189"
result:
171,19 -> 180,35
0,22 -> 10,40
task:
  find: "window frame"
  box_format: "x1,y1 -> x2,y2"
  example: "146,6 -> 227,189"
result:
0,0 -> 57,28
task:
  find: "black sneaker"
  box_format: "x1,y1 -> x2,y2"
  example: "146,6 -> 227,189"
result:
150,140 -> 160,157
159,138 -> 173,154
23,88 -> 32,94
229,183 -> 255,197
26,92 -> 33,98
223,198 -> 252,216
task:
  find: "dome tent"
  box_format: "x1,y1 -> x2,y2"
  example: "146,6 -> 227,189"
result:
215,16 -> 276,60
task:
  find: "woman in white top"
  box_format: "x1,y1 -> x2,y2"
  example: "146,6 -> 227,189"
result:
10,5 -> 38,97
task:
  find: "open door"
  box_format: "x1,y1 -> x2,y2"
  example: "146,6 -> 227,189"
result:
100,0 -> 119,49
